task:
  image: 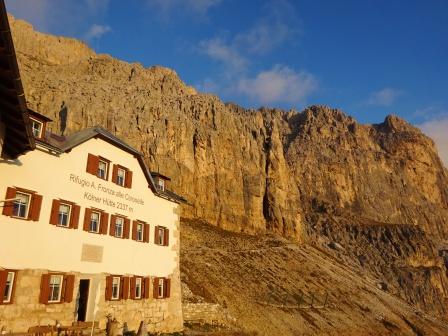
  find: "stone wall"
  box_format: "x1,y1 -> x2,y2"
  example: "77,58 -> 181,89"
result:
0,268 -> 183,333
182,303 -> 234,326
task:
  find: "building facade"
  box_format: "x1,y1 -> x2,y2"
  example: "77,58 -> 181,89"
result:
0,119 -> 185,332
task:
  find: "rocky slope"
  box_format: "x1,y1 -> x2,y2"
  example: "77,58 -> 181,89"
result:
8,14 -> 448,327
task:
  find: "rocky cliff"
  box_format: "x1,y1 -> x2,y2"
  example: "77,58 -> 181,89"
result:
10,15 -> 448,244
9,14 -> 448,326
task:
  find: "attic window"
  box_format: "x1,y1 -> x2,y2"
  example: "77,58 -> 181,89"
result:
31,118 -> 43,138
156,178 -> 165,191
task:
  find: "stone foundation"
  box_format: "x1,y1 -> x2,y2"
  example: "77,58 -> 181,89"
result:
182,303 -> 234,326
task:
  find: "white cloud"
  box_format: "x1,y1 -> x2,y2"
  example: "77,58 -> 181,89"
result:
146,0 -> 222,18
199,38 -> 247,72
85,24 -> 112,40
5,0 -> 110,36
236,65 -> 318,105
418,115 -> 448,167
367,88 -> 403,106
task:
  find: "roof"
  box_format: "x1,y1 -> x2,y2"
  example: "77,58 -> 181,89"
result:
151,171 -> 172,181
36,126 -> 186,204
28,109 -> 53,122
0,0 -> 35,158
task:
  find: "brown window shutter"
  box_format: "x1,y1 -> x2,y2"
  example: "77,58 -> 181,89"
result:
39,274 -> 50,304
129,277 -> 136,300
154,226 -> 160,244
64,275 -> 75,303
144,223 -> 150,243
125,170 -> 133,188
2,187 -> 16,217
29,194 -> 43,221
0,270 -> 7,304
123,218 -> 130,239
49,199 -> 60,225
153,277 -> 159,299
86,154 -> 99,175
143,277 -> 150,299
112,164 -> 118,184
70,205 -> 80,229
83,208 -> 92,231
165,278 -> 171,298
122,277 -> 129,300
100,212 -> 109,235
110,215 -> 116,236
132,220 -> 138,241
164,228 -> 169,246
105,275 -> 113,301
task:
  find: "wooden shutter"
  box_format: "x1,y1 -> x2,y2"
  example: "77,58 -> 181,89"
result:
110,215 -> 116,236
122,277 -> 129,300
83,208 -> 92,231
64,275 -> 75,303
144,223 -> 150,243
100,212 -> 109,235
123,218 -> 130,239
49,199 -> 60,225
143,277 -> 150,299
39,274 -> 50,304
164,228 -> 169,246
153,277 -> 159,299
0,270 -> 7,304
86,154 -> 99,175
154,226 -> 160,244
132,221 -> 138,241
70,205 -> 80,229
129,277 -> 136,300
2,187 -> 16,216
29,194 -> 42,221
112,165 -> 118,184
105,276 -> 113,301
125,170 -> 133,188
165,278 -> 171,298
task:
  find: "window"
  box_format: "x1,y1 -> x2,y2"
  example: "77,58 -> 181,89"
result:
115,217 -> 124,238
48,275 -> 63,303
156,178 -> 165,191
155,226 -> 169,246
137,223 -> 143,242
1,271 -> 16,304
58,203 -> 71,227
111,277 -> 120,300
117,168 -> 125,186
135,278 -> 142,299
31,119 -> 43,138
153,277 -> 170,299
12,192 -> 30,218
39,274 -> 74,304
90,211 -> 100,233
98,160 -> 108,179
3,187 -> 42,221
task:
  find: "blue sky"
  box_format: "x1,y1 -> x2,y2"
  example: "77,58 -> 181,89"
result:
5,0 -> 448,163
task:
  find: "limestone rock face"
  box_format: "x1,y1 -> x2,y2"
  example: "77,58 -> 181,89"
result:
9,15 -> 448,243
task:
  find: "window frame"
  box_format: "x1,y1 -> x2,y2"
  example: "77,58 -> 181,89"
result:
57,203 -> 72,228
156,178 -> 165,191
2,270 -> 17,304
12,191 -> 31,219
111,277 -> 121,301
115,216 -> 124,238
136,222 -> 144,242
117,168 -> 126,187
97,158 -> 110,180
135,277 -> 142,299
30,118 -> 43,138
157,227 -> 165,245
157,278 -> 164,299
48,274 -> 64,304
89,211 -> 101,233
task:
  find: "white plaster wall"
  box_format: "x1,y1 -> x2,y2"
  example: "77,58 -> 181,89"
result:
0,137 -> 179,277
